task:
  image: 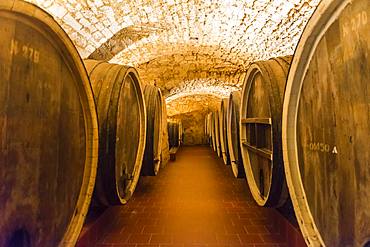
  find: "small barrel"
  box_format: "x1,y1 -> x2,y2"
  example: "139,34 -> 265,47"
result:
219,98 -> 230,165
227,91 -> 245,178
282,0 -> 369,246
142,85 -> 163,176
0,1 -> 98,246
84,60 -> 146,206
167,121 -> 181,148
240,56 -> 292,207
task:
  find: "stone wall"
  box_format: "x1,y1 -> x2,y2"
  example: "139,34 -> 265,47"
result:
167,94 -> 222,145
175,110 -> 207,146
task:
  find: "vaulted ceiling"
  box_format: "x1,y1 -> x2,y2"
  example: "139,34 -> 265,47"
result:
28,0 -> 320,114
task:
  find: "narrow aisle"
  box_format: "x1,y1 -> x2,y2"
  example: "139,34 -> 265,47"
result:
95,146 -> 288,246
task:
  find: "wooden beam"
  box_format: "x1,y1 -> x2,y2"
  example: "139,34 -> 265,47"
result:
241,117 -> 272,125
242,141 -> 273,160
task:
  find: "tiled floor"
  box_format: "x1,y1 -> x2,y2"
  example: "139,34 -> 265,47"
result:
90,146 -> 297,247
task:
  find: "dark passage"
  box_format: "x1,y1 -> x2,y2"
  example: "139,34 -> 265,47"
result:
81,146 -> 303,246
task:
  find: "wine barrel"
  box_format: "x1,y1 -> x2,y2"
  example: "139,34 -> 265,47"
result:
227,91 -> 245,178
282,0 -> 369,246
213,111 -> 221,157
208,113 -> 213,145
167,122 -> 176,148
167,121 -> 181,148
160,96 -> 170,167
179,121 -> 184,144
240,56 -> 292,207
84,60 -> 146,205
0,1 -> 98,246
142,85 -> 163,176
210,113 -> 217,152
219,98 -> 230,165
205,113 -> 212,145
204,114 -> 208,143
211,111 -> 217,153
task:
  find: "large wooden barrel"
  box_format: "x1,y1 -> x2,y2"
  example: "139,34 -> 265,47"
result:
213,111 -> 221,157
205,113 -> 212,145
179,121 -> 184,144
282,0 -> 369,246
0,1 -> 98,246
210,113 -> 217,152
204,116 -> 208,143
84,60 -> 146,205
141,85 -> 163,176
167,122 -> 177,148
240,56 -> 292,207
160,96 -> 170,167
167,121 -> 181,148
219,98 -> 230,165
227,90 -> 245,178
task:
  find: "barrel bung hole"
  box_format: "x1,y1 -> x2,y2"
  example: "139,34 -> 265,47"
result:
7,228 -> 31,247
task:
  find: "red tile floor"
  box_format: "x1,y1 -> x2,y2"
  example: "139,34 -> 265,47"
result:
77,146 -> 306,247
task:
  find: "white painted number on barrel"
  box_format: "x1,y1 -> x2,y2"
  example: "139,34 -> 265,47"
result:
343,11 -> 368,37
308,142 -> 330,153
10,39 -> 40,64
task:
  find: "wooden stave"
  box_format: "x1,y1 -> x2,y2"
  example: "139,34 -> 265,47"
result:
84,59 -> 147,206
240,56 -> 292,207
0,1 -> 99,246
282,0 -> 369,246
227,91 -> 245,178
142,85 -> 163,176
219,98 -> 231,165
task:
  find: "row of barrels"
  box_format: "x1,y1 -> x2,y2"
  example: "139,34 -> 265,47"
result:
0,2 -> 168,246
206,0 -> 369,246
